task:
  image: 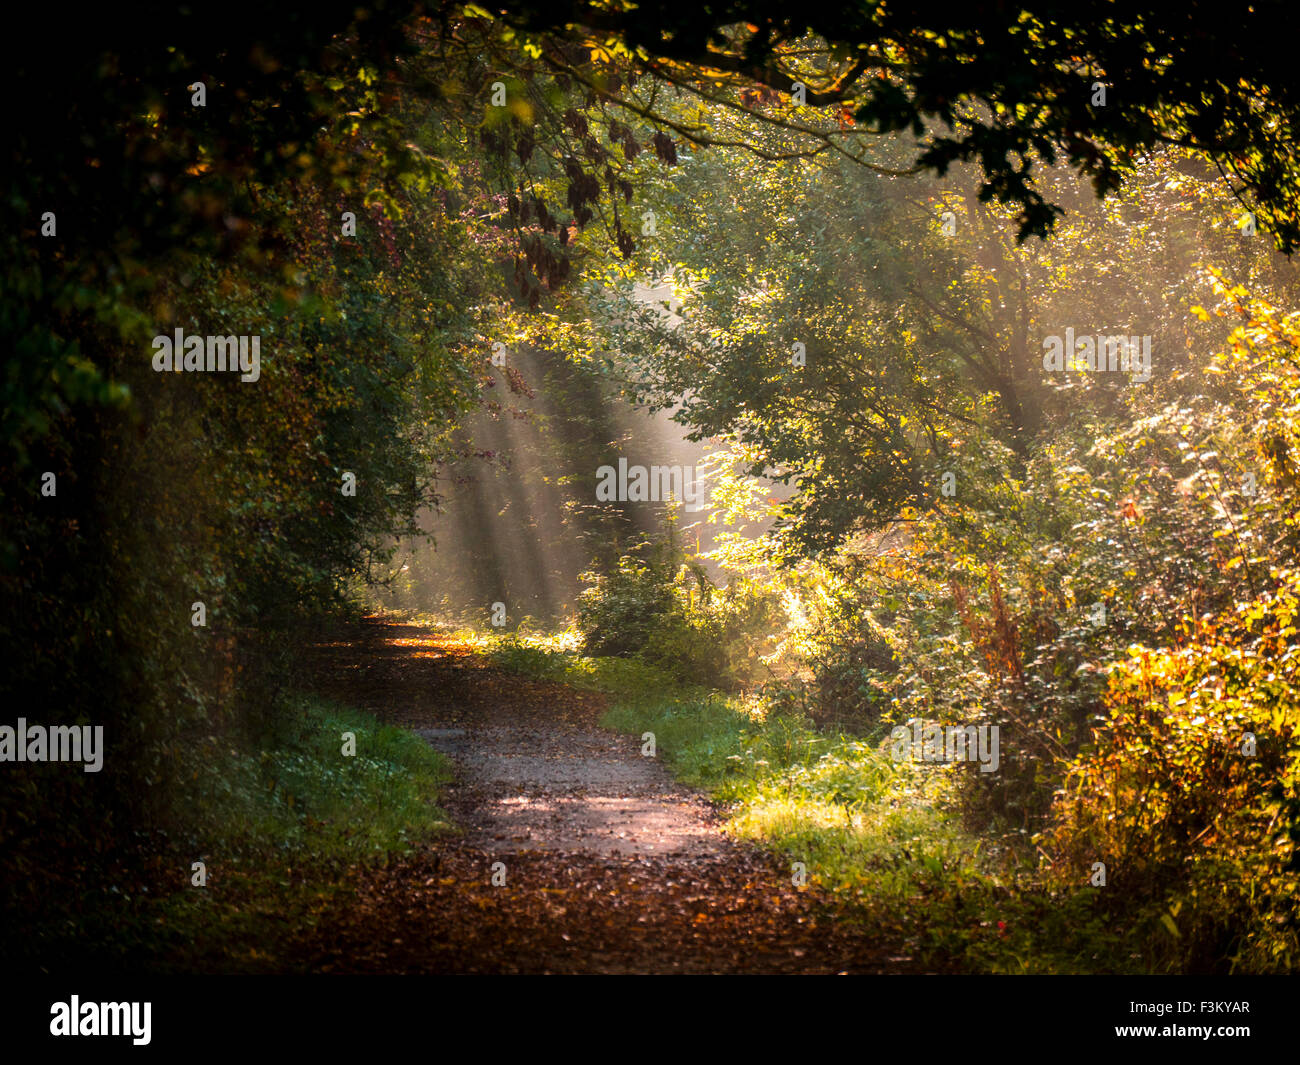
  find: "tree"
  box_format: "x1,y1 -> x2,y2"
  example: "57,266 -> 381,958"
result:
495,1 -> 1300,251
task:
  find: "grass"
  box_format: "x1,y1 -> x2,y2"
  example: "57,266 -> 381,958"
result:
187,695 -> 453,856
47,695 -> 455,974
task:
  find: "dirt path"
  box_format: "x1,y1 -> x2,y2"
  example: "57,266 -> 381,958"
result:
298,619 -> 929,974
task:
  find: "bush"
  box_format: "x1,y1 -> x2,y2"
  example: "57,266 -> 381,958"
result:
576,534 -> 790,688
576,537 -> 715,684
1046,567 -> 1300,972
577,537 -> 687,657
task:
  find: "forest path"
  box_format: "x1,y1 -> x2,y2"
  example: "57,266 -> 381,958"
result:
298,618 -> 925,973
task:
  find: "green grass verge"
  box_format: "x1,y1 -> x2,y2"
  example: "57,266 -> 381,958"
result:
59,695 -> 454,974
187,695 -> 454,856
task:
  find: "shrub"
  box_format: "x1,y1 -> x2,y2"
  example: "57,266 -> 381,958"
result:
576,535 -> 784,687
1046,567 -> 1300,971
